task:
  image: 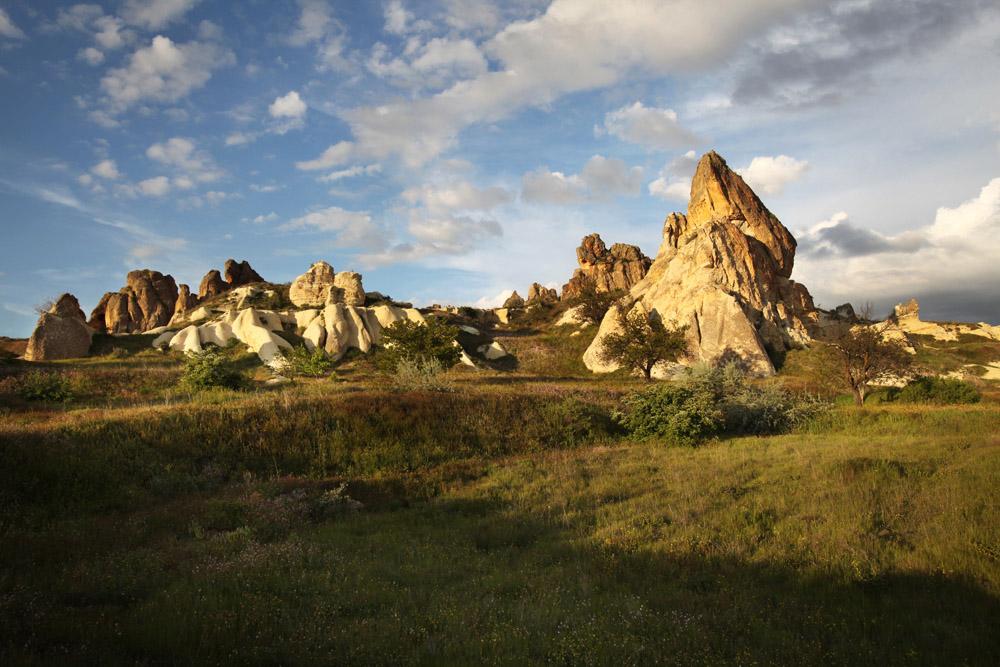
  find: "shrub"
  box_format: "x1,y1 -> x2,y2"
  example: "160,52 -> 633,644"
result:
614,363 -> 829,445
274,344 -> 334,378
377,318 -> 461,372
180,349 -> 244,390
392,356 -> 454,392
16,371 -> 74,402
537,396 -> 616,446
886,376 -> 981,404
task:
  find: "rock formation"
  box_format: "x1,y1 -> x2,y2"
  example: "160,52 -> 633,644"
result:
224,259 -> 264,288
561,234 -> 650,300
89,270 -> 178,334
198,270 -> 227,300
893,299 -> 919,319
503,291 -> 525,309
174,284 -> 198,317
290,261 -> 368,308
333,271 -> 365,307
584,150 -> 819,378
527,283 -> 558,304
25,294 -> 95,361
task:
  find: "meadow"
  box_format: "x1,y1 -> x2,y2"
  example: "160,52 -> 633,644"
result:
1,316 -> 999,665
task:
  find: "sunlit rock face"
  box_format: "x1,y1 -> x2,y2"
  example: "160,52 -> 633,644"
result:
584,151 -> 819,378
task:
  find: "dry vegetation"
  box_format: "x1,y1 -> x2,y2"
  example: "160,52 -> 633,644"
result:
1,312 -> 999,664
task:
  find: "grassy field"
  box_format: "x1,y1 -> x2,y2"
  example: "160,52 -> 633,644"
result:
1,322 -> 999,665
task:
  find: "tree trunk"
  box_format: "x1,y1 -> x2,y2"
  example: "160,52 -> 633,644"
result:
853,385 -> 865,406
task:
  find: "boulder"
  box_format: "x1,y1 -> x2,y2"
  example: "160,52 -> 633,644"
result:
290,261 -> 337,307
25,294 -> 95,361
224,259 -> 264,288
583,150 -> 819,378
174,284 -> 198,317
333,271 -> 366,307
198,269 -> 227,300
561,235 -> 651,300
503,291 -> 525,309
527,283 -> 558,304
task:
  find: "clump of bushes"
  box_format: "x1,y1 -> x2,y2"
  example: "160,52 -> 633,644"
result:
392,356 -> 454,392
14,370 -> 74,402
272,344 -> 334,378
180,349 -> 244,390
886,376 -> 980,404
376,318 -> 462,372
614,363 -> 829,446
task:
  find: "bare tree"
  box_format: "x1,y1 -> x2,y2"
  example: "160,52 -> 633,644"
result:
828,303 -> 913,406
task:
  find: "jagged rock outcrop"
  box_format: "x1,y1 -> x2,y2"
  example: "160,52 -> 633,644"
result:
224,259 -> 264,288
89,270 -> 178,334
893,299 -> 919,319
290,261 -> 336,307
584,150 -> 819,378
174,284 -> 198,317
198,270 -> 227,300
503,291 -> 525,309
561,234 -> 651,300
527,283 -> 558,304
26,294 -> 95,361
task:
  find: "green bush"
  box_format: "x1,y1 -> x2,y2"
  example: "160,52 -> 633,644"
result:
180,349 -> 244,390
274,344 -> 334,378
17,371 -> 74,402
392,356 -> 454,392
614,363 -> 829,445
377,318 -> 461,372
537,396 -> 616,446
886,376 -> 981,404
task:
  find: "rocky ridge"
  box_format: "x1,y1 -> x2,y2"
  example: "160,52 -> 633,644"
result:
561,234 -> 650,300
584,150 -> 819,377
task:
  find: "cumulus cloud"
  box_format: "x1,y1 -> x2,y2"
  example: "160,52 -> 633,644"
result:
320,164 -> 382,183
337,0 -> 811,166
522,155 -> 642,204
122,0 -> 201,30
601,102 -> 706,150
77,47 -> 105,65
473,289 -> 515,309
737,155 -> 809,195
137,176 -> 170,196
648,150 -> 699,203
269,91 -> 307,118
287,0 -> 353,72
91,159 -> 120,180
367,37 -> 488,92
146,137 -> 223,182
793,177 -> 1000,319
0,8 -> 27,39
99,35 -> 235,115
246,212 -> 279,225
281,206 -> 386,248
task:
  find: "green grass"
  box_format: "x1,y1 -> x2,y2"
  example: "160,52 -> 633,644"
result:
1,325 -> 999,664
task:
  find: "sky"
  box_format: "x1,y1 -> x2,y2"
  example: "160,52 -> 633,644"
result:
1,0 -> 1000,338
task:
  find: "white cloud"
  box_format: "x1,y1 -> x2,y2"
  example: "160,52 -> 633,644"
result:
522,155 -> 642,204
225,132 -> 253,147
99,35 -> 235,115
137,176 -> 170,196
172,176 -> 194,190
442,0 -> 499,33
0,8 -> 27,39
601,102 -> 705,150
737,155 -> 809,196
281,206 -> 385,248
197,20 -> 222,41
77,47 -> 105,66
250,184 -> 283,193
287,0 -> 353,72
128,238 -> 187,260
297,141 -> 356,170
248,212 -> 279,224
402,181 -> 512,218
204,191 -> 239,205
320,164 -> 382,182
338,0 -> 811,166
367,37 -> 488,91
648,150 -> 698,203
88,110 -> 120,128
473,289 -> 514,309
91,159 -> 120,180
383,1 -> 431,35
78,173 -> 93,186
122,0 -> 201,30
93,15 -> 129,50
269,91 -> 307,119
146,137 -> 223,182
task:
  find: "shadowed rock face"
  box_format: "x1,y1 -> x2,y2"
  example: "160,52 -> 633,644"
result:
26,293 -> 95,361
584,151 -> 818,378
89,270 -> 179,334
224,259 -> 264,288
561,234 -> 651,300
198,270 -> 227,300
503,291 -> 525,309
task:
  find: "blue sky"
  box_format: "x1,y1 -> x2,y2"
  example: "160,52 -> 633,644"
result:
2,0 -> 1000,337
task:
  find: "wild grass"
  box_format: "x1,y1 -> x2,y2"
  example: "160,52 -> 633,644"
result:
1,327 -> 999,664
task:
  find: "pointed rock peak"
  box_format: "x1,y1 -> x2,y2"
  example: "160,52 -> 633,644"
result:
687,150 -> 797,278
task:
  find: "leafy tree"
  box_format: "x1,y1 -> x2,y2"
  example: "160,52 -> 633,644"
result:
828,303 -> 913,406
570,283 -> 624,326
598,307 -> 687,380
377,318 -> 462,372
